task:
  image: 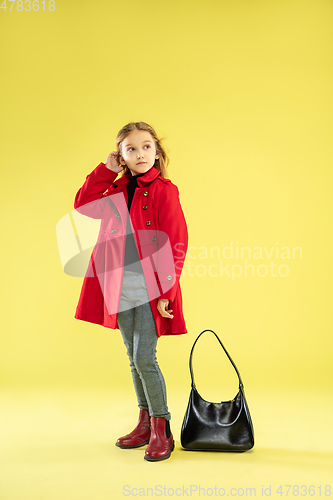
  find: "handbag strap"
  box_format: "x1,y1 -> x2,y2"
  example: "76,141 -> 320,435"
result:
189,329 -> 244,390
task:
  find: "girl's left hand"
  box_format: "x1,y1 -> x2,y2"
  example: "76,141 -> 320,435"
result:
157,299 -> 174,319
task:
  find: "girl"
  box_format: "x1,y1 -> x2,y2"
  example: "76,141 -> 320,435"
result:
74,122 -> 188,462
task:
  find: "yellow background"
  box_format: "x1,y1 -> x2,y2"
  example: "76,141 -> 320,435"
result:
1,0 -> 332,498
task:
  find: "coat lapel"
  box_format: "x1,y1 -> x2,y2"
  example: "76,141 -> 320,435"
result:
110,166 -> 161,190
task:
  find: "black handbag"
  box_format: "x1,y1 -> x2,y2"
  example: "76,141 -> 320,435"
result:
181,329 -> 255,452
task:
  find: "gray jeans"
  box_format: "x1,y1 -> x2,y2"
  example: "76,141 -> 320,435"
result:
117,270 -> 171,420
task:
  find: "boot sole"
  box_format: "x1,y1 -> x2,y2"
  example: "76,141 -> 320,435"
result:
144,440 -> 175,461
115,439 -> 150,449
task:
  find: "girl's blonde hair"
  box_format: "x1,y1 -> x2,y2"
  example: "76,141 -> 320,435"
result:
115,122 -> 169,179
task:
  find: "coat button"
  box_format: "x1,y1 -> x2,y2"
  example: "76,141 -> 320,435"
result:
111,228 -> 116,233
143,205 -> 148,210
146,220 -> 151,226
152,236 -> 157,242
167,275 -> 172,281
115,213 -> 120,218
143,191 -> 149,196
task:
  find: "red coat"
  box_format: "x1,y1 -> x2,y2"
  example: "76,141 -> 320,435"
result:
73,162 -> 188,338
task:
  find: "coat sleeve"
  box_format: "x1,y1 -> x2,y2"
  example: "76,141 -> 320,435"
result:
157,183 -> 188,302
74,162 -> 118,219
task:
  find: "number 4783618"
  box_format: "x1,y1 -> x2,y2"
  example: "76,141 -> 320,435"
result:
0,0 -> 55,11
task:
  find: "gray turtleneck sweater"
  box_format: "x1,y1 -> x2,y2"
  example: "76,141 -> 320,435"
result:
123,170 -> 148,273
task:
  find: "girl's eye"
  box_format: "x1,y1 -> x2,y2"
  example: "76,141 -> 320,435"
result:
127,145 -> 150,152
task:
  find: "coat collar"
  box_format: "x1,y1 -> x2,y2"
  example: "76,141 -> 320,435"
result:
113,166 -> 161,189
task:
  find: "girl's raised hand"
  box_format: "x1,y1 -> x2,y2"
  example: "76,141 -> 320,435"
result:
157,299 -> 174,319
105,151 -> 125,173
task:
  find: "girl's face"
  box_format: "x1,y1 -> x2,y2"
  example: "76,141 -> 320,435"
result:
120,130 -> 158,175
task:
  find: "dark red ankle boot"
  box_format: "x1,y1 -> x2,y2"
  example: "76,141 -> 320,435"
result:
116,409 -> 151,448
144,417 -> 175,461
